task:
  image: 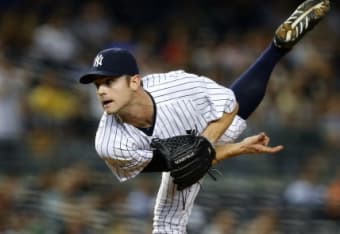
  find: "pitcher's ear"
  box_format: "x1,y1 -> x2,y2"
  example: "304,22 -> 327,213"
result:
129,75 -> 142,90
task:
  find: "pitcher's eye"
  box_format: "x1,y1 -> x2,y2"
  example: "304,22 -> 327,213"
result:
105,79 -> 114,86
94,78 -> 115,89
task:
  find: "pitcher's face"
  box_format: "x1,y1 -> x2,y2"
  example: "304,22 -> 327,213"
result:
94,76 -> 133,114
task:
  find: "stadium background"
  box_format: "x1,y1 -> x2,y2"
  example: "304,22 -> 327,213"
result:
0,0 -> 339,233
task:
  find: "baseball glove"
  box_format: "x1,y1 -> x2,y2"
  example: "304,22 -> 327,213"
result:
151,131 -> 216,190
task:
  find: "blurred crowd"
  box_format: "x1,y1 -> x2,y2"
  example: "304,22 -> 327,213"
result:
0,0 -> 339,233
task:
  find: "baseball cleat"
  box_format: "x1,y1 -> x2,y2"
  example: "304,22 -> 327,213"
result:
274,0 -> 330,49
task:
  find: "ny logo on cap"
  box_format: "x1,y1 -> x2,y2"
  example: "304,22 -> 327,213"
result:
93,54 -> 104,67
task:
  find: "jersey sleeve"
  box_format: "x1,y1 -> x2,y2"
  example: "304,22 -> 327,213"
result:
102,149 -> 153,182
186,73 -> 247,142
95,113 -> 154,182
192,74 -> 238,123
217,115 -> 247,143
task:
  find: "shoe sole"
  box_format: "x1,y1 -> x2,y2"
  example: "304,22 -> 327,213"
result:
275,0 -> 330,45
291,0 -> 329,28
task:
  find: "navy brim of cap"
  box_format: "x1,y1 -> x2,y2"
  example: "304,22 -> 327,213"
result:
79,71 -> 122,84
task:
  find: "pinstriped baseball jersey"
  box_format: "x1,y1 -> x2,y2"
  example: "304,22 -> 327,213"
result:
94,70 -> 247,233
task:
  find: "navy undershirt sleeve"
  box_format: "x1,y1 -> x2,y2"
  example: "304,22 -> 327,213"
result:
141,150 -> 169,172
230,43 -> 289,119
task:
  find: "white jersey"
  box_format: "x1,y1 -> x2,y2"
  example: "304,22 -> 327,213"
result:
95,70 -> 247,233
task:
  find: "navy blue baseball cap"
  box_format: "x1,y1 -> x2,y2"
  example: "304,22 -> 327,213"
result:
79,48 -> 139,84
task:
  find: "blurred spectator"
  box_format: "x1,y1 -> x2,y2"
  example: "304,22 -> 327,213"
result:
26,70 -> 81,163
325,166 -> 340,220
161,22 -> 190,69
283,155 -> 327,210
126,177 -> 155,219
107,24 -> 137,53
0,11 -> 36,57
37,164 -> 93,233
0,55 -> 27,174
30,11 -> 78,65
201,210 -> 239,234
215,34 -> 255,80
72,1 -> 112,52
0,175 -> 28,232
321,94 -> 340,148
187,205 -> 207,233
27,70 -> 79,125
240,209 -> 280,234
